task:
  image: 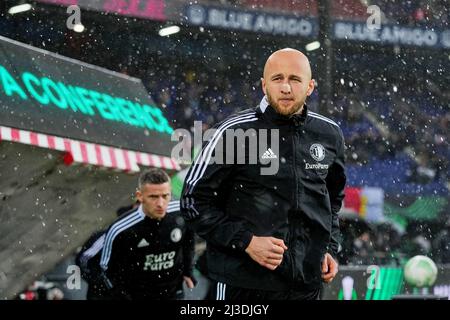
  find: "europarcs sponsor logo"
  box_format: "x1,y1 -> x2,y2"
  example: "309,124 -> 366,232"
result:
305,143 -> 329,170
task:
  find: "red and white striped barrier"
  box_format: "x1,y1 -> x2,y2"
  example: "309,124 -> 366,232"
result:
0,125 -> 180,173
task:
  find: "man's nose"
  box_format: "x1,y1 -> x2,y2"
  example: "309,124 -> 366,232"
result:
156,197 -> 164,207
281,82 -> 291,94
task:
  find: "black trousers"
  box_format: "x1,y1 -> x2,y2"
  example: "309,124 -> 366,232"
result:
207,281 -> 321,301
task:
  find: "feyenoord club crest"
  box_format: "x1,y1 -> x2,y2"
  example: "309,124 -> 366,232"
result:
310,143 -> 326,162
170,228 -> 182,243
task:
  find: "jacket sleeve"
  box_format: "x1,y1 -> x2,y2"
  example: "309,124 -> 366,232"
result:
99,229 -> 131,299
182,225 -> 196,281
75,231 -> 105,282
325,129 -> 346,257
180,130 -> 253,252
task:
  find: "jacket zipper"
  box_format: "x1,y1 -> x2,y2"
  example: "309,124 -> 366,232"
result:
289,127 -> 300,285
292,127 -> 300,210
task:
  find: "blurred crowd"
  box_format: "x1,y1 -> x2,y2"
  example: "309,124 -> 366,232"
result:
138,54 -> 449,268
139,60 -> 449,189
338,215 -> 450,266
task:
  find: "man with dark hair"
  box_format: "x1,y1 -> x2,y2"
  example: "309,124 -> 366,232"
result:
82,168 -> 196,300
181,48 -> 346,300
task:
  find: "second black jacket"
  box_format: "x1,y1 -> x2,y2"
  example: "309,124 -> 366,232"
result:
99,201 -> 195,299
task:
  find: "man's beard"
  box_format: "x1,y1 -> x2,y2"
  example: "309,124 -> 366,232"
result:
266,92 -> 304,116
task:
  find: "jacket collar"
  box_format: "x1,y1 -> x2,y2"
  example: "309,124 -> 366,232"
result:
137,204 -> 147,218
256,96 -> 308,126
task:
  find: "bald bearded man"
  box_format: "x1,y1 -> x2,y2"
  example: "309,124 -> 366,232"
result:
181,48 -> 346,300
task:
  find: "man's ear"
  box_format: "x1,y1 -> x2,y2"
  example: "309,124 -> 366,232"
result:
135,190 -> 142,203
307,79 -> 315,96
261,77 -> 266,95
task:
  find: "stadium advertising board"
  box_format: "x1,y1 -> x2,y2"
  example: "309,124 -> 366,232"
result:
182,4 -> 450,49
33,1 -> 450,49
184,4 -> 316,38
0,36 -> 174,156
334,21 -> 450,49
35,0 -> 166,21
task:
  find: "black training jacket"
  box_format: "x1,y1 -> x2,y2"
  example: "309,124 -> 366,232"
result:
98,201 -> 195,299
181,97 -> 346,291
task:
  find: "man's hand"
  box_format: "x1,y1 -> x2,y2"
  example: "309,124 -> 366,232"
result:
321,253 -> 338,283
183,276 -> 195,289
245,236 -> 288,270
